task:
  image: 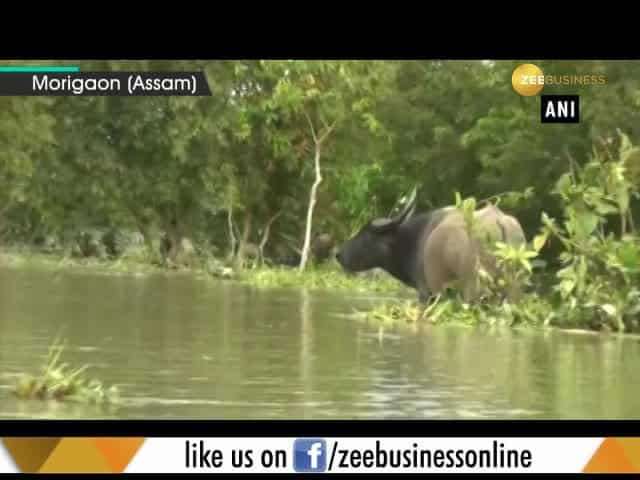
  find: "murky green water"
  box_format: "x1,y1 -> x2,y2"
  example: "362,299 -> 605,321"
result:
0,267 -> 639,419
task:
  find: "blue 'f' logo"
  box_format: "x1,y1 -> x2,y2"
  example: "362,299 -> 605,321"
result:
293,438 -> 327,472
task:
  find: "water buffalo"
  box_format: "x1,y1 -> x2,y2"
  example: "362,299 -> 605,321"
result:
311,233 -> 335,263
335,190 -> 527,303
268,243 -> 301,267
277,252 -> 301,267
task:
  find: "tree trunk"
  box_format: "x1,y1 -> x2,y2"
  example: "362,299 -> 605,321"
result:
164,220 -> 182,267
298,115 -> 336,272
128,207 -> 155,260
226,201 -> 237,264
258,210 -> 282,265
299,143 -> 323,272
137,223 -> 154,256
0,207 -> 8,245
235,210 -> 253,270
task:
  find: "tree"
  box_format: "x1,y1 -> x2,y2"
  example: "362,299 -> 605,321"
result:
0,97 -> 56,242
260,60 -> 391,271
3,59 -> 640,269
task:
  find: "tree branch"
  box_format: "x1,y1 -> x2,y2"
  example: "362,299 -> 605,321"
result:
320,116 -> 330,132
299,141 -> 324,272
258,210 -> 282,263
304,110 -> 318,144
318,119 -> 337,145
564,146 -> 577,181
227,201 -> 237,262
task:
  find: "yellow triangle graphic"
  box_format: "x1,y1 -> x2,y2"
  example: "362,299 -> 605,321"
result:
94,437 -> 145,473
615,437 -> 640,472
1,437 -> 61,473
39,438 -> 111,473
583,438 -> 636,473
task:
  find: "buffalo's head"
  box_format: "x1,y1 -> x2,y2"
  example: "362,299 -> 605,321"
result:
336,188 -> 417,272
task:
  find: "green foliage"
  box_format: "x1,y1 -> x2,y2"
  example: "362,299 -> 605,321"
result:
2,60 -> 640,333
13,338 -> 119,405
491,241 -> 540,298
361,294 -> 554,329
538,134 -> 640,332
240,264 -> 408,294
2,60 -> 638,255
454,192 -> 478,236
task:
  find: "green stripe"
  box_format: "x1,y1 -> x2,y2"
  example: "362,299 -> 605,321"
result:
0,66 -> 79,73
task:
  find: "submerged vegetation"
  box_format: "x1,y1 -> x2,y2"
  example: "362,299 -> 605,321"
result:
13,339 -> 119,405
0,248 -> 162,276
354,295 -> 553,330
239,264 -> 408,294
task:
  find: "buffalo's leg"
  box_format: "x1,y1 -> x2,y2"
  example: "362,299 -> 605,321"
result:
462,276 -> 480,304
418,290 -> 431,304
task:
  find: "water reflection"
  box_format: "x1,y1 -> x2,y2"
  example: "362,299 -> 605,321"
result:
0,266 -> 639,419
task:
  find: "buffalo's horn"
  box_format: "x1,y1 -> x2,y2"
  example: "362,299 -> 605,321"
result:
371,187 -> 418,230
393,186 -> 417,222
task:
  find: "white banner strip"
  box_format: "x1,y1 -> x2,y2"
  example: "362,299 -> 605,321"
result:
126,437 -> 604,473
0,443 -> 18,474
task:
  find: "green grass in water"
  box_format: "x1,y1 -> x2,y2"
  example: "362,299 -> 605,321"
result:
13,339 -> 119,405
0,248 -> 165,276
356,293 -> 555,329
240,264 -> 408,294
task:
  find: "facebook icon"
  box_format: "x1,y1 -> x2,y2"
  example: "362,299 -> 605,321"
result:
293,438 -> 327,472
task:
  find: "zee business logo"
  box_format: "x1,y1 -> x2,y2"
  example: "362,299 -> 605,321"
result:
511,64 -> 606,97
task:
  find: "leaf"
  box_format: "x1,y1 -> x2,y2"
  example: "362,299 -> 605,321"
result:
601,304 -> 617,317
519,258 -> 533,273
593,200 -> 619,216
619,131 -> 633,156
541,212 -> 556,229
524,186 -> 535,198
531,259 -> 547,270
554,172 -> 573,198
615,185 -> 630,213
557,279 -> 576,298
573,211 -> 599,238
621,147 -> 640,182
617,242 -> 640,271
362,113 -> 381,134
494,241 -> 508,251
533,233 -> 548,252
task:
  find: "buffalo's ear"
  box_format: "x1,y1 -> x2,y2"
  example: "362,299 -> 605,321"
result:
370,217 -> 394,231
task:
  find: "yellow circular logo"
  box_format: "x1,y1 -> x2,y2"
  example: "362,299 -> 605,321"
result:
512,64 -> 544,96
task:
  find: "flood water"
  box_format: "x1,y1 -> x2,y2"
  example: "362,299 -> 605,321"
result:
0,266 -> 639,419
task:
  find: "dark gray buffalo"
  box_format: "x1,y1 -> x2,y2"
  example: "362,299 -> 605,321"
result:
311,233 -> 335,263
335,189 -> 527,303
